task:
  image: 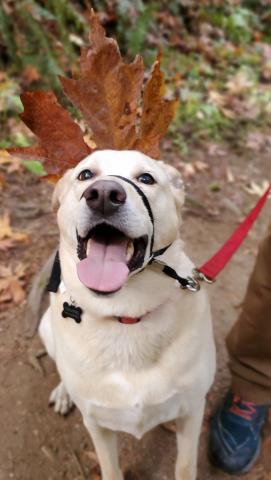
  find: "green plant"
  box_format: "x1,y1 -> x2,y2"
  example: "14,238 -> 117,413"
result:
115,1 -> 157,63
22,159 -> 46,175
0,0 -> 87,90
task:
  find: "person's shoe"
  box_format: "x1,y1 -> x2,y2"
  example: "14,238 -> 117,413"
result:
209,392 -> 268,474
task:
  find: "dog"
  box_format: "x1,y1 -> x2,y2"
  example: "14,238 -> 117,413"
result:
39,149 -> 216,480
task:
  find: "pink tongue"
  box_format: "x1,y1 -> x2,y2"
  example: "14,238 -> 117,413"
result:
76,238 -> 129,292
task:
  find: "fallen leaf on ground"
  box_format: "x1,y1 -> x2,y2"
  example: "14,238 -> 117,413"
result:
178,161 -> 208,178
244,180 -> 270,196
226,166 -> 235,183
226,71 -> 254,95
0,263 -> 27,305
161,421 -> 176,433
84,450 -> 99,464
0,211 -> 29,250
0,150 -> 21,173
245,131 -> 267,151
179,162 -> 196,177
206,143 -> 227,157
194,160 -> 209,172
22,65 -> 41,85
208,91 -> 227,108
0,238 -> 17,252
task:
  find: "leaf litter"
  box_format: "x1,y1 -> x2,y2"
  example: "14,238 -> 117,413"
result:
0,262 -> 27,305
0,210 -> 29,251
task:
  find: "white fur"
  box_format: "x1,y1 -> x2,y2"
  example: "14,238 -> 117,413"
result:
39,150 -> 216,480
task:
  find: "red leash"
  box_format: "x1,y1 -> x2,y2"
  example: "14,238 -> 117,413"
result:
197,185 -> 271,282
154,184 -> 271,292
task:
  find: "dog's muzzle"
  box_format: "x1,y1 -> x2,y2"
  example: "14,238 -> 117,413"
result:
76,176 -> 154,295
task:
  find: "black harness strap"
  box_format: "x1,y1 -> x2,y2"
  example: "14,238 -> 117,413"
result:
110,175 -> 155,254
47,251 -> 61,293
151,244 -> 172,262
162,265 -> 189,288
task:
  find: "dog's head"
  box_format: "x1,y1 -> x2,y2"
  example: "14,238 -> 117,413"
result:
53,150 -> 184,296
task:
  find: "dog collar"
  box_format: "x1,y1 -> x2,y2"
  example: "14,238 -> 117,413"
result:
118,316 -> 141,324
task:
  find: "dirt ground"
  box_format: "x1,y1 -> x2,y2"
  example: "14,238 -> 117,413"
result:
0,149 -> 270,480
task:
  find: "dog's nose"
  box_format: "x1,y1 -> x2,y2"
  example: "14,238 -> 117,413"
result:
83,180 -> 126,215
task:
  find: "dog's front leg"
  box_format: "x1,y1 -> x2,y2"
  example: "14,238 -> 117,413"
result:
84,419 -> 123,480
175,401 -> 205,480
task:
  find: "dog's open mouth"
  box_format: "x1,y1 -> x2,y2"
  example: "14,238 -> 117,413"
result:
76,223 -> 148,294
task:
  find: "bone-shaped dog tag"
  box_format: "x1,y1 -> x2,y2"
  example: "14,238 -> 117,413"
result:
62,302 -> 82,323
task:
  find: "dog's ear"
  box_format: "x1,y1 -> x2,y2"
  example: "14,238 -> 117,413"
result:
159,161 -> 185,211
52,170 -> 72,212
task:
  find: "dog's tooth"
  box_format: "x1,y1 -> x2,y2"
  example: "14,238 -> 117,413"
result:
87,239 -> 92,256
126,241 -> 134,261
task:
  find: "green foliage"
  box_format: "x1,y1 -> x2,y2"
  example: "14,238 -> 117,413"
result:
206,6 -> 260,44
22,159 -> 46,176
115,1 -> 157,64
0,5 -> 18,62
0,0 -> 87,90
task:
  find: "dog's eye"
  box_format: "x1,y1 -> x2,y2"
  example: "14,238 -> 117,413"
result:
77,169 -> 94,181
137,173 -> 156,185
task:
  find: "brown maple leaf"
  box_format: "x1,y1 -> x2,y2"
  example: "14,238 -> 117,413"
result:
61,11 -> 145,150
135,59 -> 178,158
8,10 -> 178,174
9,91 -> 91,175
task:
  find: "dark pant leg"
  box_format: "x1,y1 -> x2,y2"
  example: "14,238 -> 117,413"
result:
226,223 -> 271,404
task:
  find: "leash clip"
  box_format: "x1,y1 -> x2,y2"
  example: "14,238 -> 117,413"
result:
182,269 -> 214,292
183,276 -> 201,292
193,269 -> 214,284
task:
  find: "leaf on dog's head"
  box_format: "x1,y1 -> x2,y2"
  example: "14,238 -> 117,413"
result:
60,10 -> 144,150
8,144 -> 47,163
9,91 -> 91,175
135,59 -> 178,159
9,10 -> 178,175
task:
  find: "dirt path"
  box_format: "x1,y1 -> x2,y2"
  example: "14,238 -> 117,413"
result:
1,150 -> 270,480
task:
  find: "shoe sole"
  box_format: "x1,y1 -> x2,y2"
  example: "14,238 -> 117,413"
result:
209,439 -> 261,476
240,440 -> 261,475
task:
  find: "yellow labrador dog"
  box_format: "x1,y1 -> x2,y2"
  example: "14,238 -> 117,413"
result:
39,149 -> 215,480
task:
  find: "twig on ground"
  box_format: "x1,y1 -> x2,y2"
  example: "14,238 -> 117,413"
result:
71,449 -> 87,480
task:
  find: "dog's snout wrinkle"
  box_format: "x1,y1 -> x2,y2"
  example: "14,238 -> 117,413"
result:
83,180 -> 126,215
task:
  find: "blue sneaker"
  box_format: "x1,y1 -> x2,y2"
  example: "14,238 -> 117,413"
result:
209,392 -> 268,474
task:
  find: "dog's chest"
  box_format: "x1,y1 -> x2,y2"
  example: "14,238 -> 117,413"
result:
80,381 -> 185,439
52,286 -> 214,439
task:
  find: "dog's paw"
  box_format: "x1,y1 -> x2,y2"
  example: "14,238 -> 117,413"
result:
49,382 -> 74,415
